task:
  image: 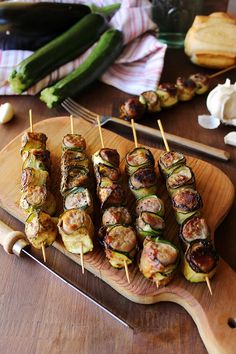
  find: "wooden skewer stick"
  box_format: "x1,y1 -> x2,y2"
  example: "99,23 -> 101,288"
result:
205,276 -> 213,296
208,64 -> 236,79
41,244 -> 46,263
97,115 -> 104,148
80,242 -> 85,274
70,115 -> 74,134
131,119 -> 138,148
124,260 -> 130,284
157,119 -> 170,152
29,109 -> 33,133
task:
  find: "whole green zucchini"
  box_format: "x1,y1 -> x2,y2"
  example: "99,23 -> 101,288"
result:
9,13 -> 108,94
0,2 -> 91,36
40,29 -> 123,108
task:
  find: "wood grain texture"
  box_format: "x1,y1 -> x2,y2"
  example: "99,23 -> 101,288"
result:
0,116 -> 235,354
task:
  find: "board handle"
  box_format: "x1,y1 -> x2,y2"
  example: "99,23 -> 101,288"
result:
0,220 -> 28,254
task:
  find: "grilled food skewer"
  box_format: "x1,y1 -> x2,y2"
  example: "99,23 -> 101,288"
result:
157,119 -> 218,295
128,119 -> 179,288
57,117 -> 94,272
20,110 -> 58,262
93,116 -> 139,283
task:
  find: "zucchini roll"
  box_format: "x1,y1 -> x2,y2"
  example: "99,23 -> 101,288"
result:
103,225 -> 138,268
189,73 -> 210,95
136,195 -> 164,217
25,211 -> 57,249
119,97 -> 145,122
158,151 -> 186,178
64,187 -> 93,214
125,147 -> 154,175
58,209 -> 94,254
129,167 -> 158,200
166,165 -> 195,196
172,187 -> 202,224
139,238 -> 179,287
92,148 -> 120,169
22,148 -> 51,172
21,167 -> 49,191
156,83 -> 178,108
179,216 -> 210,250
59,133 -> 94,255
62,133 -> 86,151
21,132 -> 47,154
139,90 -> 161,113
102,206 -> 132,226
182,240 -> 219,282
136,212 -> 165,242
176,77 -> 196,101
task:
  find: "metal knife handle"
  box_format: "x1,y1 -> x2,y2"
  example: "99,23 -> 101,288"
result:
0,220 -> 29,255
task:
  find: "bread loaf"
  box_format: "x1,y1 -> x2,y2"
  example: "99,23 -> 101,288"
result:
184,12 -> 236,68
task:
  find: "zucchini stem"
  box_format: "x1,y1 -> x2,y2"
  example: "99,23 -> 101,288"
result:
90,3 -> 121,16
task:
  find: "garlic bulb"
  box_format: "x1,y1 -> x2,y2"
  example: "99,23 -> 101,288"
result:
206,79 -> 236,126
0,103 -> 14,124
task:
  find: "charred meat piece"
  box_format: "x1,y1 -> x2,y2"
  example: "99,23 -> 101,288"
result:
129,167 -> 158,199
98,184 -> 126,209
139,90 -> 161,113
136,194 -> 164,217
189,73 -> 210,95
158,151 -> 186,178
64,187 -> 93,214
136,212 -> 165,241
139,238 -> 179,287
61,150 -> 89,172
21,132 -> 47,154
58,209 -> 94,254
126,147 -> 154,175
21,167 -> 49,191
102,206 -> 132,226
179,216 -> 210,248
156,83 -> 178,108
22,148 -> 51,172
166,165 -> 195,195
62,134 -> 86,151
120,97 -> 145,121
172,187 -> 202,224
183,239 -> 219,282
104,224 -> 138,268
176,77 -> 196,101
60,166 -> 89,195
25,211 -> 57,249
92,148 -> 120,169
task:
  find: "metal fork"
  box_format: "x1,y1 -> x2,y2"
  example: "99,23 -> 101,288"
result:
61,98 -> 230,161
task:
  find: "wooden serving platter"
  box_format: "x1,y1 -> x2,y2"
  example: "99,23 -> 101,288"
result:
0,117 -> 235,354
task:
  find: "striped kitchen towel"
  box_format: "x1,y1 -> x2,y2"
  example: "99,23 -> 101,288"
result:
0,0 -> 167,96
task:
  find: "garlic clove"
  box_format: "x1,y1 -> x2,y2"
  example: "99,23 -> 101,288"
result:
224,132 -> 236,147
198,115 -> 220,129
0,103 -> 14,124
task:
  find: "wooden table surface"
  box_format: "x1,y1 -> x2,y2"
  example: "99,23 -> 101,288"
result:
0,46 -> 236,354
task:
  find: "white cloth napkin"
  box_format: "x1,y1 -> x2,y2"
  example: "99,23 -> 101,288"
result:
0,0 -> 167,96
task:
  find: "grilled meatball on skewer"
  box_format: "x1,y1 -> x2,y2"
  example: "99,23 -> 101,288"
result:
58,133 -> 94,255
20,131 -> 57,250
92,148 -> 138,270
158,150 -> 218,284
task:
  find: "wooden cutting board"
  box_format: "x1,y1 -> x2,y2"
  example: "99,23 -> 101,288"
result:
0,117 -> 235,354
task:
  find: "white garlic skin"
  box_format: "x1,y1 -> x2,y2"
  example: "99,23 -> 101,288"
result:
206,79 -> 236,125
0,103 -> 14,124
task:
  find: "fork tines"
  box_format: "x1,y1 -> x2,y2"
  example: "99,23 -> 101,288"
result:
62,98 -> 97,124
